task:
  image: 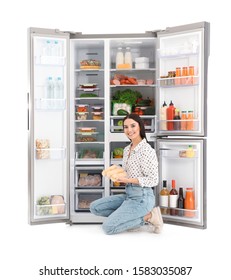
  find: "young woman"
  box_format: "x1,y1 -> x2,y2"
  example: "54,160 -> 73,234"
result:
90,114 -> 163,234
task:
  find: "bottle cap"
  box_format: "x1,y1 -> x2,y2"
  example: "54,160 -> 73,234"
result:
172,180 -> 176,188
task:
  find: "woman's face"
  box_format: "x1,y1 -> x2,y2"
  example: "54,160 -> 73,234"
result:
123,118 -> 141,141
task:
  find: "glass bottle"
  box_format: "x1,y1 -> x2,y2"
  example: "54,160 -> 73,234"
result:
169,180 -> 178,216
159,180 -> 169,215
184,187 -> 195,218
116,47 -> 124,68
182,66 -> 188,84
124,47 -> 132,69
175,67 -> 181,85
173,108 -> 181,130
177,187 -> 184,216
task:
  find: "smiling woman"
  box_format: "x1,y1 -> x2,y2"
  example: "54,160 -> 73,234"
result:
90,114 -> 163,234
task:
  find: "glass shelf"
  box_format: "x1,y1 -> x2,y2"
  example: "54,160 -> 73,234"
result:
35,98 -> 66,110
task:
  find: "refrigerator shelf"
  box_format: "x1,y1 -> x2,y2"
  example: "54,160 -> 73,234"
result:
35,148 -> 66,160
75,68 -> 104,72
110,84 -> 156,88
110,68 -> 156,72
35,98 -> 66,110
161,207 -> 198,219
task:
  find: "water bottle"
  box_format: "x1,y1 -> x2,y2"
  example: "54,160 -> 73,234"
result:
45,40 -> 52,56
54,77 -> 64,109
45,77 -> 54,99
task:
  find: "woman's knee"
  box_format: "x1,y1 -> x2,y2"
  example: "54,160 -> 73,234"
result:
102,221 -> 117,235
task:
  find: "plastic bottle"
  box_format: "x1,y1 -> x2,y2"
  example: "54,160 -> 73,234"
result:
166,100 -> 175,130
124,47 -> 132,69
184,187 -> 195,217
160,101 -> 167,130
169,180 -> 178,215
159,180 -> 169,215
45,77 -> 54,99
173,108 -> 181,130
54,77 -> 64,99
182,66 -> 188,84
175,67 -> 181,85
116,47 -> 124,68
45,40 -> 52,56
177,187 -> 184,216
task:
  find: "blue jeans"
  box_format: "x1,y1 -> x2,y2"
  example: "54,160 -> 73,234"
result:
90,184 -> 155,234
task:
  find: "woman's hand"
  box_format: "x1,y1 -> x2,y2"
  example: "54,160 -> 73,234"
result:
116,177 -> 139,185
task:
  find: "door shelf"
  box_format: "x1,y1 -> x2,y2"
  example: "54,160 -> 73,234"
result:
35,98 -> 66,110
35,203 -> 66,216
35,148 -> 66,160
157,49 -> 199,59
157,76 -> 199,87
35,55 -> 66,66
161,206 -> 198,219
160,148 -> 197,159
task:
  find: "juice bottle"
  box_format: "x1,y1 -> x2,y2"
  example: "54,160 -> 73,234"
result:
177,187 -> 184,216
166,100 -> 175,130
181,111 -> 187,130
173,108 -> 181,130
169,180 -> 178,216
187,110 -> 194,130
175,67 -> 181,85
159,180 -> 169,215
184,187 -> 195,218
124,47 -> 132,69
182,66 -> 188,84
160,101 -> 167,130
188,66 -> 195,84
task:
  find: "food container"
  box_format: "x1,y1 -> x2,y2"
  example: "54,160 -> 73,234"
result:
112,102 -> 132,116
135,62 -> 149,69
92,112 -> 103,120
91,105 -> 103,112
135,57 -> 150,63
77,127 -> 96,133
79,83 -> 97,89
76,112 -> 88,120
75,133 -> 98,142
137,79 -> 146,85
76,104 -> 88,112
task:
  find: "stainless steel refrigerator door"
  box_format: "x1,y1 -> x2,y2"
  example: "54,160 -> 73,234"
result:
28,28 -> 70,224
156,22 -> 210,137
156,138 -> 206,229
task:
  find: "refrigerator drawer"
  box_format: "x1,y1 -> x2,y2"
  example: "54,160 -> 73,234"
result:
75,190 -> 103,212
75,166 -> 104,189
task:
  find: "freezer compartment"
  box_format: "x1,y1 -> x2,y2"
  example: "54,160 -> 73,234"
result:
75,166 -> 104,189
75,190 -> 103,212
109,38 -> 156,69
157,139 -> 205,228
73,39 -> 104,69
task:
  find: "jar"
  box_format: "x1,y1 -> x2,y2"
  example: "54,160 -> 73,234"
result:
184,188 -> 195,218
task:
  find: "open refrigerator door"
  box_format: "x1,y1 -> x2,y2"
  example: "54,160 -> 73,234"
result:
28,28 -> 70,224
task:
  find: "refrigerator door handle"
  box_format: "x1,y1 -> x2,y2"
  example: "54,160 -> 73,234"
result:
27,92 -> 29,131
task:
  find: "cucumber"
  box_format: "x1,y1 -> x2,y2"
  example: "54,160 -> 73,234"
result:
117,109 -> 128,115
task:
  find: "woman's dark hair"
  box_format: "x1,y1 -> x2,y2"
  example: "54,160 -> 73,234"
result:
123,113 -> 147,140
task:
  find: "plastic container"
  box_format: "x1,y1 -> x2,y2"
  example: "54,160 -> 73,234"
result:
76,104 -> 88,112
76,112 -> 88,120
135,62 -> 149,69
116,47 -> 124,68
135,57 -> 149,63
92,112 -> 103,120
91,106 -> 103,112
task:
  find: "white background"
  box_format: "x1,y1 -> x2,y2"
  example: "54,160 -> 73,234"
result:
1,0 -> 230,279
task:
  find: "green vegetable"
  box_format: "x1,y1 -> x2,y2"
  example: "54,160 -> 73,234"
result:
112,89 -> 142,105
117,109 -> 128,115
113,148 -> 124,156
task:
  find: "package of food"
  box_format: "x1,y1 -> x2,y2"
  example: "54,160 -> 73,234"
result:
112,103 -> 132,116
50,195 -> 65,214
78,174 -> 102,187
77,127 -> 97,133
92,112 -> 103,120
76,104 -> 89,112
35,139 -> 50,159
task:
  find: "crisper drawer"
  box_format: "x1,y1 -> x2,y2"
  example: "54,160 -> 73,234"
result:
110,116 -> 156,133
75,189 -> 103,212
75,166 -> 104,189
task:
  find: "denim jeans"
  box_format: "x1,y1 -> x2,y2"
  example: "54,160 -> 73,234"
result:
90,184 -> 155,234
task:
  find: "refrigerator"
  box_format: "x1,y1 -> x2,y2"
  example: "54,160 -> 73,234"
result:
28,21 -> 209,229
